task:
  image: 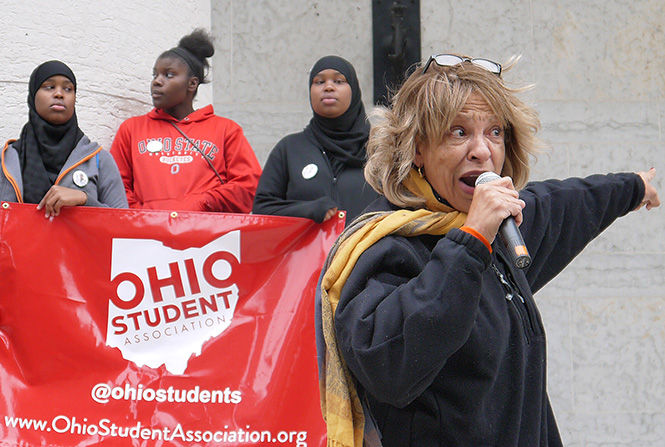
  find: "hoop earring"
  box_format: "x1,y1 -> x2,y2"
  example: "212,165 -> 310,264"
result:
417,165 -> 424,177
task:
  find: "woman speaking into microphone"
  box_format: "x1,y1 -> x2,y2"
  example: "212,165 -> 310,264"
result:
316,54 -> 660,446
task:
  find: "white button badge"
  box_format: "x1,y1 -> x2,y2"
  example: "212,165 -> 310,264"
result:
302,163 -> 318,180
72,170 -> 89,188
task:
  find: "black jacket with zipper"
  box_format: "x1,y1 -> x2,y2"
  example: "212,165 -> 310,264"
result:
252,128 -> 379,224
334,173 -> 644,446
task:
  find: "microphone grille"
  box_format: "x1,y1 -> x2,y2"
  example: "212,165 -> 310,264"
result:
475,171 -> 501,186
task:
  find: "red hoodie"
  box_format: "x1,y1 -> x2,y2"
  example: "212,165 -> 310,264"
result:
110,105 -> 261,212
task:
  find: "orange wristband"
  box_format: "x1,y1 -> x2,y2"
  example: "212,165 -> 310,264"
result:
460,226 -> 492,254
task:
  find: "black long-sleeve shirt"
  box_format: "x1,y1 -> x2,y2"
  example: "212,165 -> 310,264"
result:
252,129 -> 378,224
334,173 -> 644,446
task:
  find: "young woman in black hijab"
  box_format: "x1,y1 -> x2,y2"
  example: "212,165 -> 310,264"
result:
1,60 -> 127,216
252,55 -> 379,224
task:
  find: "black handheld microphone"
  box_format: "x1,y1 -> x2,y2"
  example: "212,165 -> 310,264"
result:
475,172 -> 531,269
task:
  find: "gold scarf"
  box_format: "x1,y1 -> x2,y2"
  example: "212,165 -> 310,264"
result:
319,169 -> 467,446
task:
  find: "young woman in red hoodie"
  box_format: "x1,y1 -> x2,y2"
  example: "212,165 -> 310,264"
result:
111,29 -> 261,212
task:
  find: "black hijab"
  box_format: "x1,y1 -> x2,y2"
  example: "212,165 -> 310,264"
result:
14,60 -> 83,203
306,56 -> 370,175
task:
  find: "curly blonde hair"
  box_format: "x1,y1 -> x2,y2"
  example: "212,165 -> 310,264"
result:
364,56 -> 541,208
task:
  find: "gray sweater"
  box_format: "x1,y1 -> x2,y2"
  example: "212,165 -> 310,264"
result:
1,136 -> 127,208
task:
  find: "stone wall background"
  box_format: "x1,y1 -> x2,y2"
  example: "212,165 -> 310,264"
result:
0,0 -> 212,151
1,1 -> 663,445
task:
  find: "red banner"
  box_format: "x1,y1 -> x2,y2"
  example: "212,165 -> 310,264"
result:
0,202 -> 343,447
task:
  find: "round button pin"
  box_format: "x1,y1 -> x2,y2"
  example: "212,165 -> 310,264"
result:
72,170 -> 89,188
147,140 -> 163,153
302,163 -> 318,179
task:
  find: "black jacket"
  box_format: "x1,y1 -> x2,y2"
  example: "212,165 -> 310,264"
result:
334,173 -> 644,446
252,130 -> 379,224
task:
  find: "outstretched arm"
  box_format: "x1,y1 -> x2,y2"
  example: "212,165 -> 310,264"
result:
520,171 -> 658,292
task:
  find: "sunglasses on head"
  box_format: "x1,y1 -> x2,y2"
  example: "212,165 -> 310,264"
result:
422,54 -> 502,76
